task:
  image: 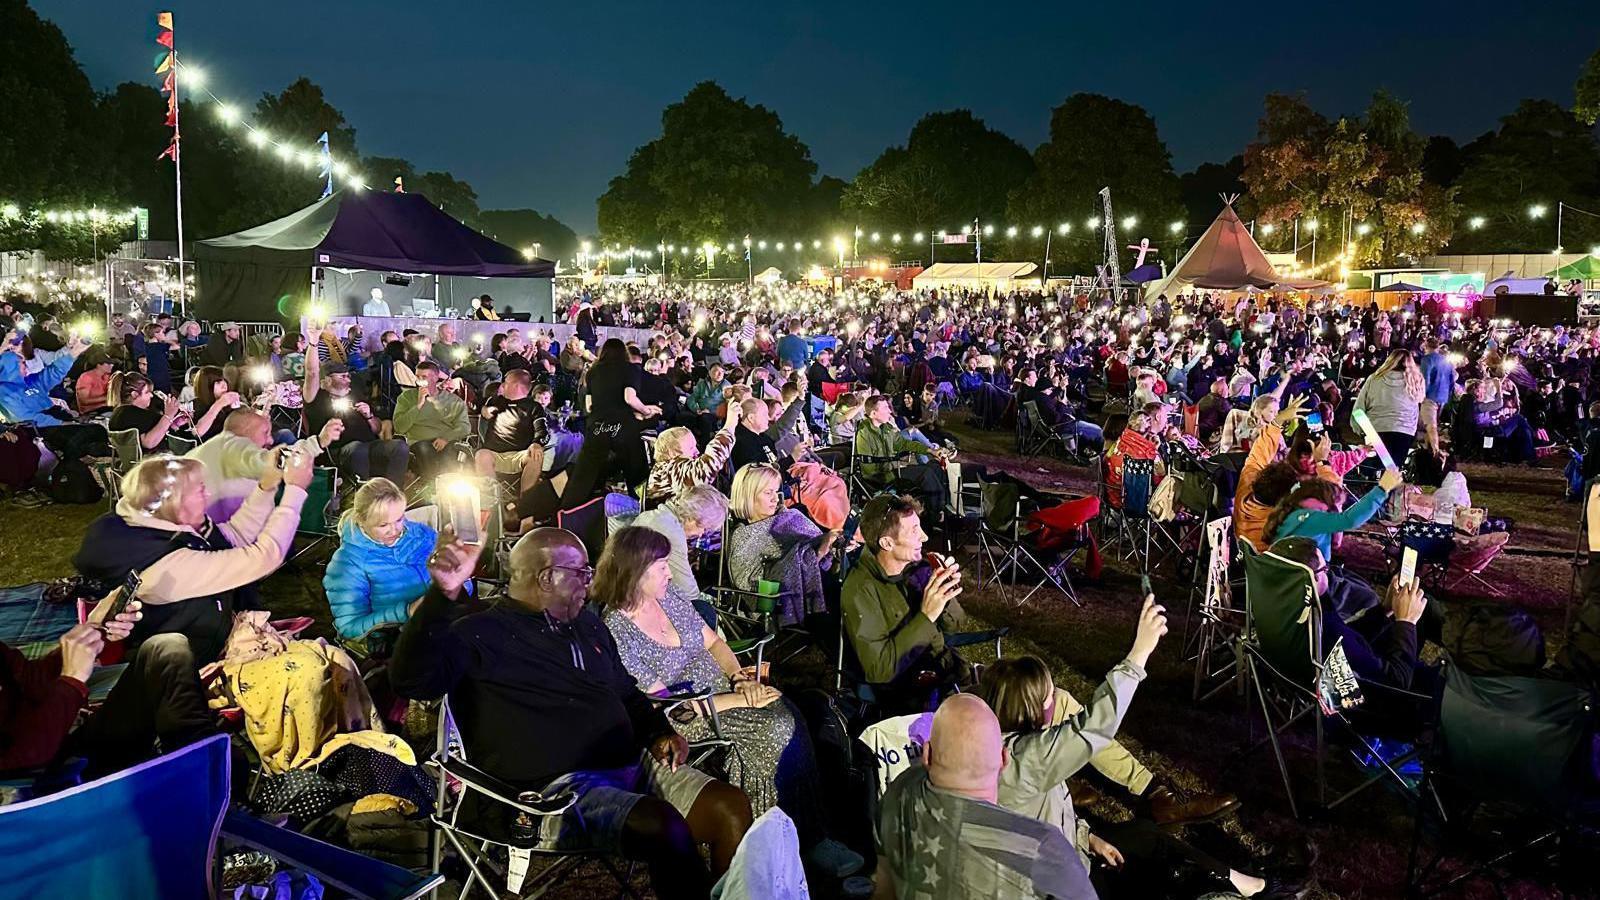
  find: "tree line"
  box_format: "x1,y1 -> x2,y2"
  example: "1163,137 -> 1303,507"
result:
5,0 -> 1600,275
601,64 -> 1600,275
0,0 -> 578,263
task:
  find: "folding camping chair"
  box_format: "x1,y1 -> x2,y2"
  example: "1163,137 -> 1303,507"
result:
974,481 -> 1091,607
1110,457 -> 1158,574
1235,548 -> 1432,819
427,699 -> 642,900
1385,518 -> 1454,594
100,427 -> 144,509
1017,400 -> 1073,458
290,466 -> 341,561
554,493 -> 639,562
1187,517 -> 1247,702
0,735 -> 440,900
164,432 -> 198,456
1405,666 -> 1599,898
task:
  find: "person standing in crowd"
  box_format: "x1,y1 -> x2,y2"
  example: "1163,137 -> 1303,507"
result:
521,338 -> 661,522
1416,336 -> 1455,454
392,360 -> 470,478
388,526 -> 751,900
1353,349 -> 1424,466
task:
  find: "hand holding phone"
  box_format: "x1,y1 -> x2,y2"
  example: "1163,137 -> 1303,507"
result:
1399,546 -> 1419,590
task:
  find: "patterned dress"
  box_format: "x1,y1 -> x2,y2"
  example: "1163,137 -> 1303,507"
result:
604,593 -> 823,839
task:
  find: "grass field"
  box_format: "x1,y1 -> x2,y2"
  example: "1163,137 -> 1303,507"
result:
2,422 -> 1585,898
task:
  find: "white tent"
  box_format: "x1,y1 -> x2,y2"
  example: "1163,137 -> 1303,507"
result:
753,266 -> 784,285
912,261 -> 1039,292
1145,203 -> 1329,299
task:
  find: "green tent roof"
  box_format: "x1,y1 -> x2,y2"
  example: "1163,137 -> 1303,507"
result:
1547,255 -> 1600,280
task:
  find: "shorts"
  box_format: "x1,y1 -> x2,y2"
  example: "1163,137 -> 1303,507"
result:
491,448 -> 532,474
533,753 -> 712,852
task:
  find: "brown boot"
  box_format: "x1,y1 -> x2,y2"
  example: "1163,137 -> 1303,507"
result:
1146,784 -> 1240,826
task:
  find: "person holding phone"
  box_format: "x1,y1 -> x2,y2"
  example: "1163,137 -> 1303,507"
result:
72,449 -> 314,664
1,588 -> 218,778
389,526 -> 752,899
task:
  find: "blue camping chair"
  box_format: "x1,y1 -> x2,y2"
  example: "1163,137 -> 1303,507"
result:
0,735 -> 230,900
0,735 -> 442,900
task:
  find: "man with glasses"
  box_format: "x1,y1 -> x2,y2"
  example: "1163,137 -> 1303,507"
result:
389,526 -> 751,900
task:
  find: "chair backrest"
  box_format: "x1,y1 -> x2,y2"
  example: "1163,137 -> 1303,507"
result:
166,432 -> 198,456
1121,457 -> 1155,518
557,495 -> 609,562
107,428 -> 143,474
0,734 -> 230,900
1437,666 -> 1595,813
296,466 -> 339,535
1243,549 -> 1321,690
1399,519 -> 1454,564
980,481 -> 1022,532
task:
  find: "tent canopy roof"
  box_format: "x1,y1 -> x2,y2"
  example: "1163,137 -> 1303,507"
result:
195,189 -> 554,277
1146,203 -> 1328,298
915,262 -> 1038,280
1548,255 -> 1600,280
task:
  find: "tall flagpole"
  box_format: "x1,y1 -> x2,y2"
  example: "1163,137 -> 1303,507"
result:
173,50 -> 186,321
155,12 -> 186,319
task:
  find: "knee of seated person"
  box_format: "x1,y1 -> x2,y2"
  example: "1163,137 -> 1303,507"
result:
137,633 -> 196,667
624,796 -> 697,857
695,780 -> 753,833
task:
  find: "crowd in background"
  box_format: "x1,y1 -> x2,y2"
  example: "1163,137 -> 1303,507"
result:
4,278 -> 1600,898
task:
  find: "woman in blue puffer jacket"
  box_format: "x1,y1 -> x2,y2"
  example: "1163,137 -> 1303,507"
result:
323,477 -> 437,641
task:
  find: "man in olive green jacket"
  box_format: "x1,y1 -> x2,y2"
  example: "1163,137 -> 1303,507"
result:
842,494 -> 968,714
852,395 -> 952,518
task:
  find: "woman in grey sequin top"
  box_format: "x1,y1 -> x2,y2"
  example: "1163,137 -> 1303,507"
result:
727,464 -> 838,624
594,527 -> 858,875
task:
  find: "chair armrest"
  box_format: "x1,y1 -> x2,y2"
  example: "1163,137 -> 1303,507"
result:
434,755 -> 577,817
946,626 -> 1011,648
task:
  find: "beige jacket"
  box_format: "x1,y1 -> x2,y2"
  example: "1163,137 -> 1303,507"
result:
186,432 -> 324,521
118,484 -> 308,606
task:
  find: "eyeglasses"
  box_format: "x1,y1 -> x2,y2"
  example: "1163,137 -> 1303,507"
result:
543,564 -> 595,584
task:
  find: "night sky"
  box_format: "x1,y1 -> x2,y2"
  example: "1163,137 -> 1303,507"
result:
33,0 -> 1597,233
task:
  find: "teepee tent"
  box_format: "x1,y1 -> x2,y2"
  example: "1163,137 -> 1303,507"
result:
1144,202 -> 1329,299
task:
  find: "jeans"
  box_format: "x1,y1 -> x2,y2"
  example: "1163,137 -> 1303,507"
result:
1073,420 -> 1104,449
337,439 -> 411,482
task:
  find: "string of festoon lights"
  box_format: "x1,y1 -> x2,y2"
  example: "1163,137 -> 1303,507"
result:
0,202 -> 140,228
579,217 -> 1170,266
173,60 -> 370,192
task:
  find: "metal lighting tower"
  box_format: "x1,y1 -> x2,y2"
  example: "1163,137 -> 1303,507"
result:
1099,187 -> 1119,296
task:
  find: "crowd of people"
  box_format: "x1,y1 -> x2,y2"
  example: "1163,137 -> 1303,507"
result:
4,277 -> 1600,898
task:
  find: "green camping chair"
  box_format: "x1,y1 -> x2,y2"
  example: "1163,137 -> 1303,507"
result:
1405,666 -> 1599,897
290,466 -> 340,561
1237,548 -> 1433,819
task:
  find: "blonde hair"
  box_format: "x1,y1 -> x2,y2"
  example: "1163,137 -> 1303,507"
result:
121,455 -> 204,522
730,464 -> 781,521
1372,350 -> 1425,402
653,426 -> 695,463
338,477 -> 407,532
